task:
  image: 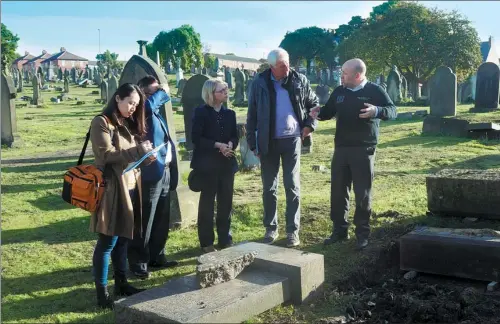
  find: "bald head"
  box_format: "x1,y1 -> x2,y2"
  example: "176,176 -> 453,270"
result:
341,58 -> 367,88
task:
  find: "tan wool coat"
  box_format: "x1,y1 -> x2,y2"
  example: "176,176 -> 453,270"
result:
89,112 -> 147,239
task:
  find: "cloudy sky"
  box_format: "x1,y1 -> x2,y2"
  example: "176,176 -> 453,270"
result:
3,1 -> 500,62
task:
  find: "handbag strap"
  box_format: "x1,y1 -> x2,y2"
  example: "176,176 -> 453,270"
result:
77,114 -> 112,166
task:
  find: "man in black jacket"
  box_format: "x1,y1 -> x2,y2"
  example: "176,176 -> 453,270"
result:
246,48 -> 319,247
310,58 -> 397,249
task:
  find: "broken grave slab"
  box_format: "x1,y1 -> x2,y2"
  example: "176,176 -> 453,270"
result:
426,169 -> 500,219
198,242 -> 325,304
114,269 -> 290,323
466,122 -> 500,131
196,250 -> 257,288
422,115 -> 470,137
400,226 -> 500,282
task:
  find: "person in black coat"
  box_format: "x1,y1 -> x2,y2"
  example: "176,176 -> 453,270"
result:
190,79 -> 239,253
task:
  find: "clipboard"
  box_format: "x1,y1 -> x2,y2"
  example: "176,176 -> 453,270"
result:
122,142 -> 168,174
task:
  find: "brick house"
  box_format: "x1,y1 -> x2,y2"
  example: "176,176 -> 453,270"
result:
40,47 -> 88,79
11,51 -> 35,71
22,50 -> 52,74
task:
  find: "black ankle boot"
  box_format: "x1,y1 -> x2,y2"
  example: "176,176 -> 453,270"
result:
95,283 -> 114,309
114,276 -> 145,297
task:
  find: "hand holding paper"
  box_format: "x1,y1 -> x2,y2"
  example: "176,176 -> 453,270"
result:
123,142 -> 167,174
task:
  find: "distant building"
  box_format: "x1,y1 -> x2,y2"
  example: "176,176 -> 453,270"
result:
11,51 -> 35,71
40,47 -> 88,79
22,50 -> 52,74
211,53 -> 262,72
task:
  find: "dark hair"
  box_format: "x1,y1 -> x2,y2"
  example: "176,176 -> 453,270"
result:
102,83 -> 146,136
137,75 -> 158,89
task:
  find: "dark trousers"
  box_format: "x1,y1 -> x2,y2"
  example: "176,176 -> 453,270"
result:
330,146 -> 375,239
128,167 -> 171,271
93,234 -> 128,286
260,137 -> 301,234
197,167 -> 234,248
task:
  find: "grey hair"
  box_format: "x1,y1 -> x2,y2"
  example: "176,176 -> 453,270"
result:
267,48 -> 289,67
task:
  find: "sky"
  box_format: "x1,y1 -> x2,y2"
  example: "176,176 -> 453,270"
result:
2,1 -> 500,62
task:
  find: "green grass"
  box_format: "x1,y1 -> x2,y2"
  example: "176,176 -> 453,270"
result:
2,78 -> 500,323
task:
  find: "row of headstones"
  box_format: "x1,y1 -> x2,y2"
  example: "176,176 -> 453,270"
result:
99,76 -> 119,103
429,62 -> 500,117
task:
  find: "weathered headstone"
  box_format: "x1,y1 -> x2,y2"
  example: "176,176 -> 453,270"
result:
224,67 -> 233,89
1,73 -> 20,147
202,67 -> 207,75
31,74 -> 42,105
430,66 -> 456,117
57,67 -> 63,80
401,74 -> 408,99
472,62 -> 500,111
427,169 -> 500,219
233,68 -> 245,106
107,75 -> 118,102
70,68 -> 76,83
100,80 -> 108,103
176,58 -> 184,87
177,78 -> 187,98
315,85 -> 330,105
88,68 -> 93,82
246,78 -> 254,101
190,64 -> 196,74
64,69 -> 70,79
17,69 -> 23,93
95,72 -> 102,87
63,77 -> 69,93
422,115 -> 469,137
387,65 -> 402,104
119,48 -> 198,229
181,74 -> 209,152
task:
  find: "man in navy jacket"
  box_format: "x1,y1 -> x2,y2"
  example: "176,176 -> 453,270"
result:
127,75 -> 179,278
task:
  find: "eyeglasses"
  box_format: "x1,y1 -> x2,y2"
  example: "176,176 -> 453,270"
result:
215,88 -> 229,94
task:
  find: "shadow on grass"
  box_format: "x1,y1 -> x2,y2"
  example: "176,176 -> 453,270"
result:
2,160 -> 74,174
2,215 -> 95,245
429,154 -> 500,172
2,182 -> 62,194
378,133 -> 473,149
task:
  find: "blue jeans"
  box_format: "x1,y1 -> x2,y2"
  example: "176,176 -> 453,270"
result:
260,137 -> 301,234
92,234 -> 128,286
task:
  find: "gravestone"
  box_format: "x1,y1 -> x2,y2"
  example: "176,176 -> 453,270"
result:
70,68 -> 76,83
95,72 -> 102,87
57,67 -> 63,80
471,62 -> 500,111
108,75 -> 119,102
202,67 -> 207,75
1,73 -> 20,147
64,69 -> 70,79
176,58 -> 184,87
32,74 -> 42,105
430,66 -> 456,117
386,65 -> 402,104
225,67 -> 233,89
119,48 -> 198,229
100,80 -> 108,103
422,115 -> 469,137
181,74 -> 209,152
401,74 -> 408,99
63,77 -> 69,93
17,69 -> 23,93
315,85 -> 330,105
233,68 -> 245,106
237,123 -> 260,170
190,64 -> 196,74
88,68 -> 94,82
177,78 -> 187,98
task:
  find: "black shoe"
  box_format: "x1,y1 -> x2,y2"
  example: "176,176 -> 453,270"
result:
114,276 -> 145,297
95,284 -> 114,309
129,266 -> 150,280
324,232 -> 349,245
356,238 -> 369,250
149,257 -> 179,269
217,240 -> 234,250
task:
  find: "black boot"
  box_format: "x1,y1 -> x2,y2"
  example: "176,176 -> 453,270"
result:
114,275 -> 145,297
95,283 -> 114,309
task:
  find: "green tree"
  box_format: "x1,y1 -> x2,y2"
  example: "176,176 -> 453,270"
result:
279,26 -> 333,74
96,50 -> 123,74
152,24 -> 204,71
1,23 -> 20,73
339,2 -> 482,96
204,53 -> 216,69
369,0 -> 400,21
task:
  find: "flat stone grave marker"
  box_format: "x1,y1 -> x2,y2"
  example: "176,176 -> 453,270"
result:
422,115 -> 469,137
400,226 -> 500,282
427,169 -> 500,219
114,242 -> 324,323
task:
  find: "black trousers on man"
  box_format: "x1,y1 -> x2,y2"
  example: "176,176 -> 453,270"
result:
330,146 -> 375,239
128,167 -> 171,272
197,167 -> 234,248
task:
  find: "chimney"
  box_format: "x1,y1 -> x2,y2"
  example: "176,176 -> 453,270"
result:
42,50 -> 47,54
137,40 -> 148,56
60,47 -> 66,52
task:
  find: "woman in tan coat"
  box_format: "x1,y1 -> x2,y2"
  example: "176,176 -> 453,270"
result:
90,83 -> 154,309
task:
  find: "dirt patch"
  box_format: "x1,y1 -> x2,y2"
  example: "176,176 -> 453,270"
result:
324,234 -> 500,324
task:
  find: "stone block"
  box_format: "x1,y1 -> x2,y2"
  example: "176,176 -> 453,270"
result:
397,112 -> 413,120
400,226 -> 500,282
422,115 -> 469,137
426,169 -> 500,219
114,269 -> 290,323
196,251 -> 257,288
198,242 -> 324,304
467,122 -> 500,131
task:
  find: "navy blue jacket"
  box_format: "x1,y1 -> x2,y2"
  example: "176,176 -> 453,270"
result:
140,89 -> 178,190
190,104 -> 239,173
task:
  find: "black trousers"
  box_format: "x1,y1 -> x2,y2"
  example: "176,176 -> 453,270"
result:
197,167 -> 234,248
330,146 -> 375,239
128,167 -> 171,271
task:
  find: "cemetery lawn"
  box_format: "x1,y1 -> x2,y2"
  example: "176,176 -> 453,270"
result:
2,81 -> 500,323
